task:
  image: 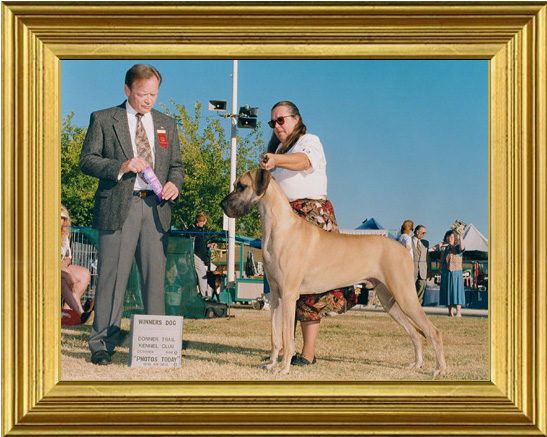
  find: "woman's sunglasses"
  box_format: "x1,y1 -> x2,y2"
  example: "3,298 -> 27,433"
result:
268,115 -> 293,128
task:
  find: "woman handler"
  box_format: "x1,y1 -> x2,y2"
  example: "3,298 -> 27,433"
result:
260,101 -> 358,366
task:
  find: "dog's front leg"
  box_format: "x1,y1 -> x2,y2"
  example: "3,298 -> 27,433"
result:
261,288 -> 282,370
276,292 -> 298,375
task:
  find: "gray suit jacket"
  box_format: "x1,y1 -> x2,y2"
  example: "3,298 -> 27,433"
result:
79,102 -> 184,232
413,237 -> 429,280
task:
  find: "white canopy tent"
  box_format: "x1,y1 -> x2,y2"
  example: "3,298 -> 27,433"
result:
462,223 -> 488,252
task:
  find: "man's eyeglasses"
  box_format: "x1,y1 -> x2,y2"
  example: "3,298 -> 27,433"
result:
268,115 -> 293,128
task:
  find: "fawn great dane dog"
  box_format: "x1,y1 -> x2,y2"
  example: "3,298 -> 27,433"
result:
220,169 -> 446,376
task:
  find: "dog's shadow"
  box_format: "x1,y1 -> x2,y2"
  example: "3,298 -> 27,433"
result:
183,341 -> 411,371
183,340 -> 264,355
323,356 -> 410,371
182,340 -> 270,366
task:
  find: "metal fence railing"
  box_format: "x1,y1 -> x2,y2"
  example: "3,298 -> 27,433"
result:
69,228 -> 98,301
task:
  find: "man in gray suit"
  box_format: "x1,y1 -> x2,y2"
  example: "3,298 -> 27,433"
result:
412,225 -> 430,305
80,64 -> 184,365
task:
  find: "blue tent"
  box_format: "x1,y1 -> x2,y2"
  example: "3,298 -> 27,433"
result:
355,218 -> 397,240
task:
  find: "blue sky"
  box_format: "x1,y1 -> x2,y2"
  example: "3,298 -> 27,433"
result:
61,60 -> 488,245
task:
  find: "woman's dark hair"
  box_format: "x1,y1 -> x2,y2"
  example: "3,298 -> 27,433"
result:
195,211 -> 208,223
443,230 -> 459,245
266,101 -> 307,154
125,64 -> 162,88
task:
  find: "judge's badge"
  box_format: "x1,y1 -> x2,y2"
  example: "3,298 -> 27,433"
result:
157,129 -> 168,148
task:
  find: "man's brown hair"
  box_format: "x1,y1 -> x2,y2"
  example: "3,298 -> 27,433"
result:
125,64 -> 162,88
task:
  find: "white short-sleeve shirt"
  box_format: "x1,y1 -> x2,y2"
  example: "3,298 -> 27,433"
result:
270,134 -> 328,202
397,233 -> 414,258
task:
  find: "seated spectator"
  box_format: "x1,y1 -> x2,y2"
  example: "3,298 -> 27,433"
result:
61,205 -> 94,324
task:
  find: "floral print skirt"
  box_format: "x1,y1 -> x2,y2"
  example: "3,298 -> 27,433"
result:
290,198 -> 359,322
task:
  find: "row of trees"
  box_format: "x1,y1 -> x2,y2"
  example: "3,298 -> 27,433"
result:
61,100 -> 265,238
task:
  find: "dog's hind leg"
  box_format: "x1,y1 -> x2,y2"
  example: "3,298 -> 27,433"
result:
375,283 -> 424,370
384,280 -> 447,377
405,308 -> 446,377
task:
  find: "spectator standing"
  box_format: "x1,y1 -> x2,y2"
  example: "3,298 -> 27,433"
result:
397,219 -> 414,257
412,225 -> 429,305
433,227 -> 466,317
188,212 -> 216,299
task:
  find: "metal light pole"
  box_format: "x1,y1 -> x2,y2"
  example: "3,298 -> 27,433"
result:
209,60 -> 258,289
227,60 -> 238,286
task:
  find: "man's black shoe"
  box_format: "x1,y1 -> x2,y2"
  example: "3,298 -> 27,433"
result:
91,350 -> 112,366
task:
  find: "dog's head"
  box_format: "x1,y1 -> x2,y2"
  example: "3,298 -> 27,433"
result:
219,169 -> 271,218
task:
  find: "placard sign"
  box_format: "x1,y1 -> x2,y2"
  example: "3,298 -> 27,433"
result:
128,314 -> 183,368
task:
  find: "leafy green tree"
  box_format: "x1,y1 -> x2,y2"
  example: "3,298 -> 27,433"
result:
61,112 -> 97,227
162,100 -> 264,238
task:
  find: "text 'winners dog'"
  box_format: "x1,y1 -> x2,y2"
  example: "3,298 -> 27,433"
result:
220,169 -> 446,376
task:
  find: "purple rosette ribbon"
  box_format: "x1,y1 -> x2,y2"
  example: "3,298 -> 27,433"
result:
142,166 -> 163,202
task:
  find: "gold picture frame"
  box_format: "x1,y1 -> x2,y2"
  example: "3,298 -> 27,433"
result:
2,1 -> 546,435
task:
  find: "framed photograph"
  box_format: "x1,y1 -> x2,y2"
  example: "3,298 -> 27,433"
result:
2,2 -> 546,435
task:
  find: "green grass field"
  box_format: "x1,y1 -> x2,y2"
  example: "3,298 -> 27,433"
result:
61,306 -> 489,381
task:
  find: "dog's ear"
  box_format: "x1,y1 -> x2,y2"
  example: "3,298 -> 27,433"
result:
256,169 -> 272,196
